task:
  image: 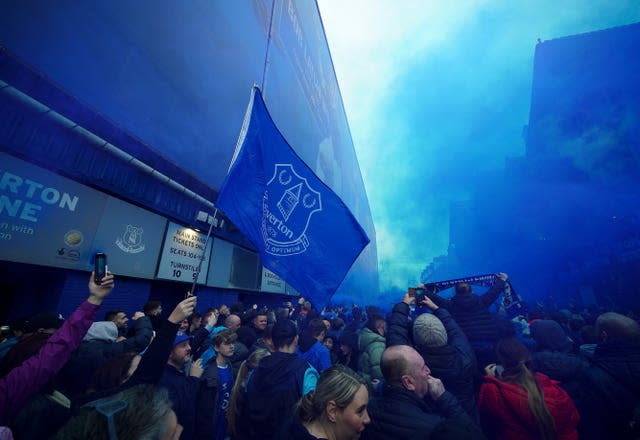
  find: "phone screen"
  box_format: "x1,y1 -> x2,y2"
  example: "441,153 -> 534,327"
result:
94,253 -> 107,285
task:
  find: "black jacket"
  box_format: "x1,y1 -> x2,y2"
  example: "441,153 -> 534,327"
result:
588,340 -> 640,439
429,280 -> 505,343
362,385 -> 468,440
387,302 -> 478,419
158,364 -> 200,440
195,359 -> 221,440
245,352 -> 310,440
57,316 -> 153,397
273,416 -> 325,440
532,349 -> 604,439
236,325 -> 259,350
532,349 -> 590,391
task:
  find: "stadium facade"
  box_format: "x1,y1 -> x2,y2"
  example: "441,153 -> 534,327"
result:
0,1 -> 378,320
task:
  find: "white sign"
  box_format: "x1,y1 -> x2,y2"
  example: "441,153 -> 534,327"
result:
261,266 -> 286,293
157,222 -> 212,284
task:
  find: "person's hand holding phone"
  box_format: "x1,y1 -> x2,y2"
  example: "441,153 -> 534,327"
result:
93,253 -> 107,285
403,290 -> 415,305
420,296 -> 439,311
88,271 -> 115,305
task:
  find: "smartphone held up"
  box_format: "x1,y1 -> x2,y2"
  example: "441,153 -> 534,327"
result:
407,287 -> 427,304
94,252 -> 107,285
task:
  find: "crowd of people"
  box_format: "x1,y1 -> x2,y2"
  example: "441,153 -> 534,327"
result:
0,271 -> 639,439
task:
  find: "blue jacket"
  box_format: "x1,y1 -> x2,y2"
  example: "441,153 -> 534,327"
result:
298,340 -> 331,373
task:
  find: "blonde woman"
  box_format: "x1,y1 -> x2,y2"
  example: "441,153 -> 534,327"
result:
274,365 -> 370,440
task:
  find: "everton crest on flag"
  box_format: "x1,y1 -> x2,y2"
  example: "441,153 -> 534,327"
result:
216,86 -> 370,306
263,163 -> 322,256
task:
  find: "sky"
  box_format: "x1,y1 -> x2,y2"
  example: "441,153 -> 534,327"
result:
316,0 -> 640,293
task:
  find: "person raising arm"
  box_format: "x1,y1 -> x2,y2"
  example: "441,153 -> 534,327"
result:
0,271 -> 115,425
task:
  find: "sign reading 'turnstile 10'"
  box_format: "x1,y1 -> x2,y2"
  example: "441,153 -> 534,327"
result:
156,222 -> 213,284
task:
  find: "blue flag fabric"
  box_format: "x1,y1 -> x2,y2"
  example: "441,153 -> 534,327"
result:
216,87 -> 370,306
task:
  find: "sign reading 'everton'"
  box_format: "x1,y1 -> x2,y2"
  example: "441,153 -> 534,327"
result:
216,86 -> 369,306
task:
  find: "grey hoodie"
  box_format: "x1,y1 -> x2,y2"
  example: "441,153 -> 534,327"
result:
83,321 -> 118,342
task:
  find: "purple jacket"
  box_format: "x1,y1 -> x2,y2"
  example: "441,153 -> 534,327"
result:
0,300 -> 99,425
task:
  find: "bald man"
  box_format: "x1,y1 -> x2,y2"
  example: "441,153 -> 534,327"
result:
362,345 -> 475,440
221,314 -> 248,369
224,314 -> 241,332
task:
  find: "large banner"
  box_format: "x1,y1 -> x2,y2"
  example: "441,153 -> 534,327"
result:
0,152 -> 104,268
156,222 -> 213,284
216,87 -> 370,306
0,152 -> 167,274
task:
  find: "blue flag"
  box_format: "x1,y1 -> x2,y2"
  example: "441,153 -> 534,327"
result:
216,86 -> 370,306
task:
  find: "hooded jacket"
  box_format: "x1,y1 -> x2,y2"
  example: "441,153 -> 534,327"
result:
83,321 -> 118,342
245,351 -> 317,440
57,317 -> 152,396
478,372 -> 579,440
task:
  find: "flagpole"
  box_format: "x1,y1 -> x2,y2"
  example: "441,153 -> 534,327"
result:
190,208 -> 218,296
227,86 -> 257,173
260,0 -> 276,92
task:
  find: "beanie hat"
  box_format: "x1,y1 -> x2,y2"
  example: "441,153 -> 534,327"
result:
84,321 -> 118,342
413,313 -> 447,347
